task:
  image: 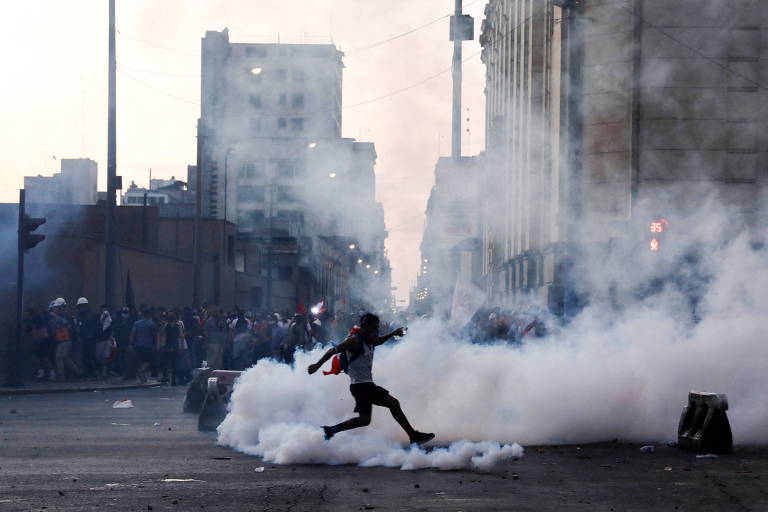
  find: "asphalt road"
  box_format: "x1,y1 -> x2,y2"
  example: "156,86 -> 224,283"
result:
0,387 -> 766,511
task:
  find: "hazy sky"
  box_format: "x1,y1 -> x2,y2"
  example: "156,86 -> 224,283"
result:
0,0 -> 486,305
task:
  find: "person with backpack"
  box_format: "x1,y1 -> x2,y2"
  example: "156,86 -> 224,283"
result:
47,298 -> 83,381
306,313 -> 434,446
129,308 -> 158,383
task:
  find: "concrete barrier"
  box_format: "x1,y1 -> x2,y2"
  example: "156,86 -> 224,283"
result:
183,367 -> 213,414
678,391 -> 733,454
196,370 -> 242,432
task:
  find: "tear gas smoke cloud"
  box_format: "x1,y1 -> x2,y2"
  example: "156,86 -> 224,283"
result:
219,200 -> 767,468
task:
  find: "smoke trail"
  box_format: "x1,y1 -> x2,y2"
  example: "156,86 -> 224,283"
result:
218,209 -> 767,467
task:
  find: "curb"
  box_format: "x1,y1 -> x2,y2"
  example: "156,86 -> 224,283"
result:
0,382 -> 162,396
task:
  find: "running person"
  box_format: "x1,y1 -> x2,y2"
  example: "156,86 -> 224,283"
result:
307,313 -> 434,445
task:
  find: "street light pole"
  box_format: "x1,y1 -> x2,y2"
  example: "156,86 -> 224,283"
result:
105,0 -> 117,310
451,0 -> 463,161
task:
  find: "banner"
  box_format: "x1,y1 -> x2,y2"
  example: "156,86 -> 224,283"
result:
449,276 -> 487,331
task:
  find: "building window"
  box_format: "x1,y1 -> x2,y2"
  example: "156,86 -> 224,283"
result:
235,250 -> 245,272
278,185 -> 296,202
249,94 -> 262,108
277,118 -> 287,129
227,235 -> 235,266
292,70 -> 307,83
245,47 -> 267,57
291,93 -> 305,108
278,93 -> 287,105
238,185 -> 265,202
277,69 -> 287,81
242,161 -> 265,178
276,160 -> 295,177
290,117 -> 304,131
249,118 -> 262,132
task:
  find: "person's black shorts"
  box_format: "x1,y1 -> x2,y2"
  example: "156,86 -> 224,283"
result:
135,345 -> 154,364
350,382 -> 391,416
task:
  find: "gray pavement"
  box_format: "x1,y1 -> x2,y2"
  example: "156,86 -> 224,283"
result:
0,387 -> 766,511
0,377 -> 160,396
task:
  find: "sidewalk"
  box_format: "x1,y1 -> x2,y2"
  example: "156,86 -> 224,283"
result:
0,376 -> 162,396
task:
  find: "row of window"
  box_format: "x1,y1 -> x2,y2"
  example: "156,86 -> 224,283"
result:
237,209 -> 304,224
237,186 -> 298,202
244,45 -> 332,58
250,68 -> 307,84
249,93 -> 304,108
239,161 -> 297,178
123,195 -> 166,205
249,117 -> 304,132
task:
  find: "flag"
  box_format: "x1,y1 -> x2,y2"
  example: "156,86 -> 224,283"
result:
449,276 -> 487,331
124,271 -> 136,312
323,355 -> 342,375
310,299 -> 326,316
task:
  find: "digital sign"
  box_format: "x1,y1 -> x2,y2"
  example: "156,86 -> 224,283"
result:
648,218 -> 668,251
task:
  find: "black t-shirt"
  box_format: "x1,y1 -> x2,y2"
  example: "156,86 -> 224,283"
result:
165,322 -> 181,351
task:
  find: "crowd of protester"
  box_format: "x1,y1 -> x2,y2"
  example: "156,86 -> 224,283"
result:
23,293 -> 549,384
24,297 -> 391,385
465,305 -> 552,344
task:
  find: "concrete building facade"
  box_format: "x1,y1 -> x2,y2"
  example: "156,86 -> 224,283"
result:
198,30 -> 390,312
413,156 -> 482,315
479,0 -> 768,313
25,158 -> 98,205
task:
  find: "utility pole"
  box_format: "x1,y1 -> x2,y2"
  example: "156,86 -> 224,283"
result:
105,0 -> 117,310
451,0 -> 463,161
193,121 -> 203,306
449,0 -> 474,162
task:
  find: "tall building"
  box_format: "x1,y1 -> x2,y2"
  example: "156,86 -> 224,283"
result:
198,29 -> 389,312
25,158 -> 98,205
414,156 -> 482,315
479,0 -> 768,313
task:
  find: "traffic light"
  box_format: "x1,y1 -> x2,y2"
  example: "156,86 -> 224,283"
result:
22,214 -> 46,251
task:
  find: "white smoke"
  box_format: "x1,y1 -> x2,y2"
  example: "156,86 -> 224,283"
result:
218,209 -> 767,467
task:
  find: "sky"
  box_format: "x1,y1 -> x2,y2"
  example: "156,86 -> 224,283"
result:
0,0 -> 487,306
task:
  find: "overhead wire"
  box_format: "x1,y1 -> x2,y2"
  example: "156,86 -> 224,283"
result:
114,2 -> 542,116
345,0 -> 484,57
119,70 -> 199,105
116,30 -> 199,57
120,65 -> 199,78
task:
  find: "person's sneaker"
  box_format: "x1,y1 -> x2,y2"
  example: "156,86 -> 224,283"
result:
322,426 -> 335,441
409,431 -> 435,446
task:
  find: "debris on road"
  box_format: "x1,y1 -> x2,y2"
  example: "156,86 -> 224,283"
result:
110,423 -> 131,426
696,454 -> 720,459
112,399 -> 134,409
254,467 -> 265,472
640,445 -> 655,453
160,478 -> 204,483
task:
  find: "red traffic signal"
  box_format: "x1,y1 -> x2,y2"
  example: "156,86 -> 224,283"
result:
23,215 -> 46,250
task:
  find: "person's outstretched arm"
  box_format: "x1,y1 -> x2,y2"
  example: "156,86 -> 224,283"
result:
372,327 -> 405,347
307,336 -> 357,374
